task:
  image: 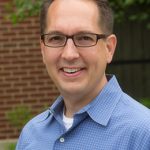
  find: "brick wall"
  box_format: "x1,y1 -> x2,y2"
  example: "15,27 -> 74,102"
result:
0,1 -> 59,140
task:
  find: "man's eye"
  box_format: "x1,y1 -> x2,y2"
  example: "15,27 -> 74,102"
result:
47,36 -> 63,42
77,35 -> 94,41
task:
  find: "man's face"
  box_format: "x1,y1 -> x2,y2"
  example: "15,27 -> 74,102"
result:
41,0 -> 116,102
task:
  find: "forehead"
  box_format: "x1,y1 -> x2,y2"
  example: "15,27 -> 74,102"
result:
46,0 -> 101,34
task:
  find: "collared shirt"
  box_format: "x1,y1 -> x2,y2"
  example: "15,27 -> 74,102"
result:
16,75 -> 150,150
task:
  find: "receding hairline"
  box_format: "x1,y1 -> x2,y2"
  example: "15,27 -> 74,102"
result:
40,0 -> 113,34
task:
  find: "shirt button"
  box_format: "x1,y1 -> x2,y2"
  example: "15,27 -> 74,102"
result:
59,137 -> 65,143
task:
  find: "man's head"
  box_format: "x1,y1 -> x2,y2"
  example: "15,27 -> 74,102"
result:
40,0 -> 117,104
40,0 -> 114,35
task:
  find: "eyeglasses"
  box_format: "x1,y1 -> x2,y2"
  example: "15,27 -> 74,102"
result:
41,32 -> 108,48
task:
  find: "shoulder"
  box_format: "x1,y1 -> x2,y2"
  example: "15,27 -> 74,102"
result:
114,92 -> 150,129
16,109 -> 51,149
16,110 -> 51,150
22,109 -> 51,131
120,93 -> 149,116
112,94 -> 150,148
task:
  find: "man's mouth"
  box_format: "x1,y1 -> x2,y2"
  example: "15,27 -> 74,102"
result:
62,68 -> 82,74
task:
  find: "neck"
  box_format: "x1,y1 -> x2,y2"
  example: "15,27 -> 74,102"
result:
63,93 -> 97,117
63,76 -> 108,117
63,97 -> 91,118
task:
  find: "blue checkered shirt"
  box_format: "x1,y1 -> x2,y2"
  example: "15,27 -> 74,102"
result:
16,75 -> 150,150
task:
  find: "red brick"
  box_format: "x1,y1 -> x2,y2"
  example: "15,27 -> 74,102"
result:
0,0 -> 57,140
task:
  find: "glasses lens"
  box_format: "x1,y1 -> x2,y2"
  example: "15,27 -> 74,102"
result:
44,34 -> 66,47
74,33 -> 97,47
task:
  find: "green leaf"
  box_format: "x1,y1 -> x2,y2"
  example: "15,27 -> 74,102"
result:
5,0 -> 150,28
140,98 -> 150,108
6,105 -> 33,129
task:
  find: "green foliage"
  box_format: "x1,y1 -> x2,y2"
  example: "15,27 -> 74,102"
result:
5,0 -> 150,28
140,98 -> 150,108
5,0 -> 42,23
109,0 -> 150,28
6,105 -> 33,129
5,142 -> 16,150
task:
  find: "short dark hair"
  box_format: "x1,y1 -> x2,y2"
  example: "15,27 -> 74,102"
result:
93,0 -> 114,34
40,0 -> 114,35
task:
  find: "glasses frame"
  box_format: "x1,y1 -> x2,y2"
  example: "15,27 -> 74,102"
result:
41,33 -> 109,48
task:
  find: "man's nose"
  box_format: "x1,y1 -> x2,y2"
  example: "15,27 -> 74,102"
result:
61,39 -> 80,61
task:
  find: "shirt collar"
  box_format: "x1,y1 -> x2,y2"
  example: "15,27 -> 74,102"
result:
35,96 -> 63,123
44,75 -> 122,126
86,75 -> 122,126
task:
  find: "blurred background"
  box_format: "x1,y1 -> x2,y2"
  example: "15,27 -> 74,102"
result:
0,0 -> 150,149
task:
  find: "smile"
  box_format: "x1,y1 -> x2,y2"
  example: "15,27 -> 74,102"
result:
63,68 -> 82,74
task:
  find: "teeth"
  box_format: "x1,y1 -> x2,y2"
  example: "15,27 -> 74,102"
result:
63,68 -> 80,73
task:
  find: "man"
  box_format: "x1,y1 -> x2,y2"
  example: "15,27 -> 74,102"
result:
16,0 -> 150,149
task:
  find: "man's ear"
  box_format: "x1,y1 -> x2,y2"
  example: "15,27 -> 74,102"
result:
40,39 -> 46,64
105,34 -> 117,64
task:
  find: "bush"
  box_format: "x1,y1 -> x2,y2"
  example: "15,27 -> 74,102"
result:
5,142 -> 16,150
6,105 -> 33,130
140,98 -> 150,108
5,0 -> 150,28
